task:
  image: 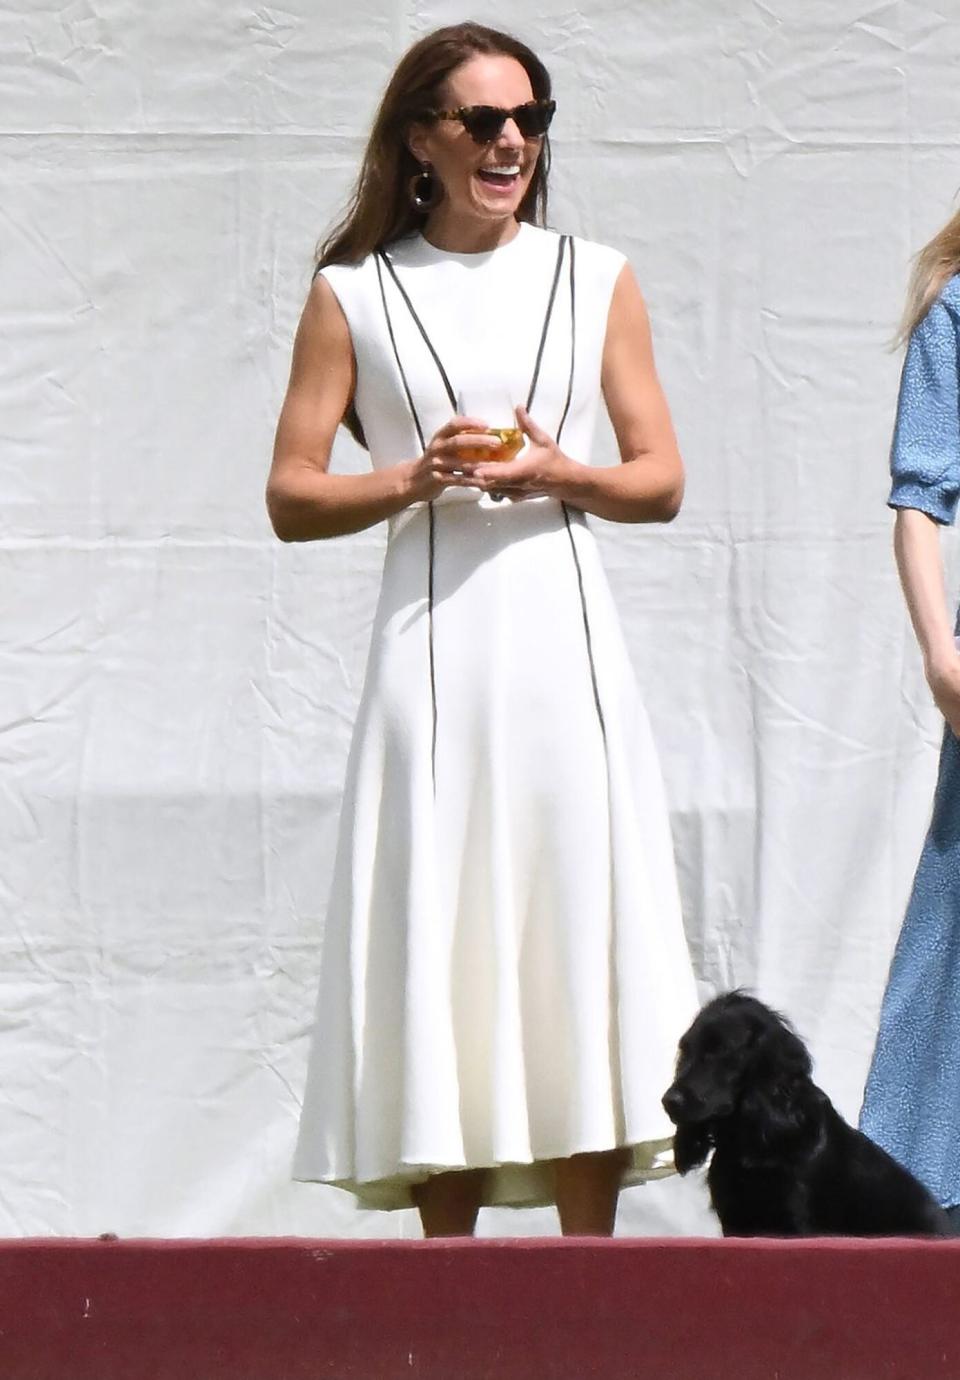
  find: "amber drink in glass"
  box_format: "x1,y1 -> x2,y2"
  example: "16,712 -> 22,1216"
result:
454,390 -> 523,464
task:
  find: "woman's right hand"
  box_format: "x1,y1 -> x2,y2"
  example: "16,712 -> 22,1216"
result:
400,416 -> 499,503
928,647 -> 960,737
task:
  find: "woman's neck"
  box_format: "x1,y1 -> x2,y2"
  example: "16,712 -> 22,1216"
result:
420,212 -> 520,255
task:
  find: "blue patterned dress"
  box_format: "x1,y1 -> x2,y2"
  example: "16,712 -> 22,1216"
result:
859,275 -> 960,1207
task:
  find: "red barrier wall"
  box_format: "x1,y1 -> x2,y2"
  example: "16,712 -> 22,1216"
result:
2,1236 -> 957,1380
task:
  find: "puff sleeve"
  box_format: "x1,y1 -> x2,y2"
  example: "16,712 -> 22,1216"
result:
889,283 -> 960,525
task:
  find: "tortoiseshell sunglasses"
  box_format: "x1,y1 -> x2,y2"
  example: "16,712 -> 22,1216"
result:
428,99 -> 556,144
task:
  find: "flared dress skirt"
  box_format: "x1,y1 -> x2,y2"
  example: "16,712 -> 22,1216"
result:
860,720 -> 960,1208
293,488 -> 699,1208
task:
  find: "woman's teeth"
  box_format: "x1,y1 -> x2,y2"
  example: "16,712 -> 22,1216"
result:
477,165 -> 521,184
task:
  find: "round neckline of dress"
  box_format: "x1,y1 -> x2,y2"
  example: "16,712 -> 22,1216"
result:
414,220 -> 531,262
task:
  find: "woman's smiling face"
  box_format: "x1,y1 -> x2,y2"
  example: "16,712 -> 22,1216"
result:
408,54 -> 545,231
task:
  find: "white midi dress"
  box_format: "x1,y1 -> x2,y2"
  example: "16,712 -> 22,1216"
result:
292,222 -> 699,1209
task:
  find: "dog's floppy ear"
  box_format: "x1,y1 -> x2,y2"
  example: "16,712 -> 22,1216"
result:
757,1014 -> 812,1080
750,1011 -> 812,1092
739,1009 -> 815,1146
673,1123 -> 712,1174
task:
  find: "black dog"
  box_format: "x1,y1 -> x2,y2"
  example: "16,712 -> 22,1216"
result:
662,991 -> 950,1237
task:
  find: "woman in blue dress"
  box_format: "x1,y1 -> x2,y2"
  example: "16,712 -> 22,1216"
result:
860,207 -> 960,1218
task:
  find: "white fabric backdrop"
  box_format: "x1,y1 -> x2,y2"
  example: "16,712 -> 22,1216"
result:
3,0 -> 960,1238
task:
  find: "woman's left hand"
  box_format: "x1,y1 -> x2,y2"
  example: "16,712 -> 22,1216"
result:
472,406 -> 578,500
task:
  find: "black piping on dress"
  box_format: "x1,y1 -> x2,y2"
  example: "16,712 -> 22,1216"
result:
373,232 -> 606,790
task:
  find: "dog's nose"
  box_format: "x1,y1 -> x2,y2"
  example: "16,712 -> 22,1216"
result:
662,1087 -> 686,1122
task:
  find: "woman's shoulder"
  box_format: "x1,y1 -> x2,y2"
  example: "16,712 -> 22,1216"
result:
314,254 -> 379,287
527,225 -> 628,295
309,254 -> 386,340
916,274 -> 960,333
933,274 -> 960,320
531,223 -> 625,263
901,275 -> 960,374
312,254 -> 385,317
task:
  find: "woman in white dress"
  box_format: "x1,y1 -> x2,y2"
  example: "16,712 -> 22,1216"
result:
268,22 -> 698,1237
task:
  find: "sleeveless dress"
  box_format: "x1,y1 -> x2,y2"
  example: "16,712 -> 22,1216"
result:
860,276 -> 960,1208
292,221 -> 699,1210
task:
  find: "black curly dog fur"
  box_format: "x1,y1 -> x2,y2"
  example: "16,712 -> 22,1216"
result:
662,991 -> 950,1237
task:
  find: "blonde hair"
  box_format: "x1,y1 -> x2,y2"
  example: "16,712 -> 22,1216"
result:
898,203 -> 960,346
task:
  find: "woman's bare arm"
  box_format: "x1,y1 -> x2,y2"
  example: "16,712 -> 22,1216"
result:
562,262 -> 684,521
266,277 -> 416,541
895,506 -> 960,734
266,276 -> 491,541
471,263 -> 684,522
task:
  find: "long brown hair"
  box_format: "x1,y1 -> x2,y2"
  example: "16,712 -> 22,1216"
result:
898,203 -> 960,346
317,23 -> 554,446
317,22 -> 553,270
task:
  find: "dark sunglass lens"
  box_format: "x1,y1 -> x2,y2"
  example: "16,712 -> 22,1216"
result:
514,101 -> 555,138
463,107 -> 505,142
